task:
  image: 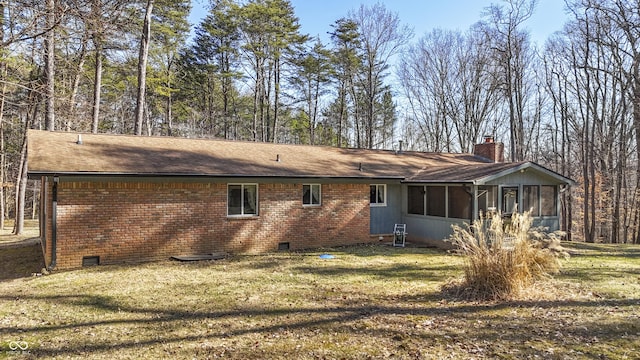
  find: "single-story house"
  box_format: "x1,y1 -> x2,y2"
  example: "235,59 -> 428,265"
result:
27,130 -> 573,269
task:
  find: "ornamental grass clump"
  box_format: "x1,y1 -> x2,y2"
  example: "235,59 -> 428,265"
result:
446,211 -> 561,301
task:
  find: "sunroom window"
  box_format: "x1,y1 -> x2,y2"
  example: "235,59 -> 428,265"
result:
478,185 -> 498,217
426,186 -> 446,217
448,186 -> 471,219
407,186 -> 425,215
523,185 -> 540,216
502,186 -> 519,215
541,185 -> 557,216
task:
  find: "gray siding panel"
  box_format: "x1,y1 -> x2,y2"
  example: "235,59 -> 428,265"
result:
484,171 -> 565,186
370,184 -> 402,234
533,217 -> 560,231
404,215 -> 467,241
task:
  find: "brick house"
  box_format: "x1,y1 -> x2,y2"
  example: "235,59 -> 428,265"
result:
27,130 -> 573,270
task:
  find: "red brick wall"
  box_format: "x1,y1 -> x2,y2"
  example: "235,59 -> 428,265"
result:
45,180 -> 371,269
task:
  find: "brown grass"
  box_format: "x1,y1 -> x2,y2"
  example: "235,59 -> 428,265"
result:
0,219 -> 40,245
446,212 -> 561,301
0,219 -> 43,280
0,222 -> 638,359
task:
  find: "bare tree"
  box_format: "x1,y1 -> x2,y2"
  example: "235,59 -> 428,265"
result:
583,0 -> 640,243
398,27 -> 499,152
481,0 -> 537,161
453,25 -> 501,152
349,2 -> 412,149
398,29 -> 456,152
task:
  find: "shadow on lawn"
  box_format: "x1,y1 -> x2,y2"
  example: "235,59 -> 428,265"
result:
0,241 -> 45,281
295,263 -> 459,283
0,292 -> 638,357
563,242 -> 640,258
558,266 -> 640,284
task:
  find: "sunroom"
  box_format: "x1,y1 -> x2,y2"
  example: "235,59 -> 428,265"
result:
401,161 -> 573,245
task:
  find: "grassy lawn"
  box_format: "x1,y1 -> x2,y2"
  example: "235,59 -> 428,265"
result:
0,220 -> 40,245
0,242 -> 638,359
0,220 -> 43,281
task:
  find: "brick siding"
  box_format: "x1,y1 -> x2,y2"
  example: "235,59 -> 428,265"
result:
42,179 -> 371,269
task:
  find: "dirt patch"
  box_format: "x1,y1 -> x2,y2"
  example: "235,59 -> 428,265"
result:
0,239 -> 45,281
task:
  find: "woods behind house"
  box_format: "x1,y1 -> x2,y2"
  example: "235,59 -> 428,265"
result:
1,0 -> 638,244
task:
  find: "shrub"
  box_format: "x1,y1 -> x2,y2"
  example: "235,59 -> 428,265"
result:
446,211 -> 561,301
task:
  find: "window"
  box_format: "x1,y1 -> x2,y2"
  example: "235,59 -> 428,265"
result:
407,186 -> 425,215
370,184 -> 386,206
478,186 -> 498,217
448,186 -> 471,219
228,184 -> 258,216
541,185 -> 557,216
502,186 -> 518,215
303,184 -> 321,206
426,186 -> 446,217
523,185 -> 540,216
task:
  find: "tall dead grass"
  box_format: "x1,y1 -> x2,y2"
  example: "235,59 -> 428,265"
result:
446,211 -> 561,301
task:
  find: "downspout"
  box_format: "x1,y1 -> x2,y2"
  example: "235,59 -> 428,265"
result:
48,176 -> 58,271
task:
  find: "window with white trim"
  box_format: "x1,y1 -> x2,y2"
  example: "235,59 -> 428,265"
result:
303,184 -> 321,206
370,184 -> 386,206
228,184 -> 258,216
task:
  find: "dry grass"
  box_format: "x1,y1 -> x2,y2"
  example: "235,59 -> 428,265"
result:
446,212 -> 562,301
0,219 -> 40,245
0,220 -> 43,281
0,221 -> 639,359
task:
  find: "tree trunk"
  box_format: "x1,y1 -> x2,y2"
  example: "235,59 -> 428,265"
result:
0,64 -> 6,231
134,0 -> 153,135
166,87 -> 172,136
272,57 -> 280,143
91,40 -> 102,133
337,85 -> 346,148
68,40 -> 87,131
13,135 -> 28,235
44,0 -> 56,131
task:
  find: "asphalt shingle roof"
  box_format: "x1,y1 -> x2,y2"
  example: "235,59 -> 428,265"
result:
27,130 -> 571,184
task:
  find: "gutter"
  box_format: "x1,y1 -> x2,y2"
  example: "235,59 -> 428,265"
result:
48,176 -> 58,271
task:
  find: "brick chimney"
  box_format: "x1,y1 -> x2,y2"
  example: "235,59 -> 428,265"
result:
473,136 -> 504,163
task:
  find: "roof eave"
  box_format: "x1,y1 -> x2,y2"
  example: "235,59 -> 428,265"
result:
401,180 -> 474,184
473,162 -> 575,185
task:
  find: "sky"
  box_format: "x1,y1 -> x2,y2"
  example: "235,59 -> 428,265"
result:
188,0 -> 570,47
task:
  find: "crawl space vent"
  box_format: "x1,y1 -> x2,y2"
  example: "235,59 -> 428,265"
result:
82,256 -> 100,267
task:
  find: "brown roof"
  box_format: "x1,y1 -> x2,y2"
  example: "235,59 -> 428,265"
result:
407,162 -> 528,183
27,130 -> 570,184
